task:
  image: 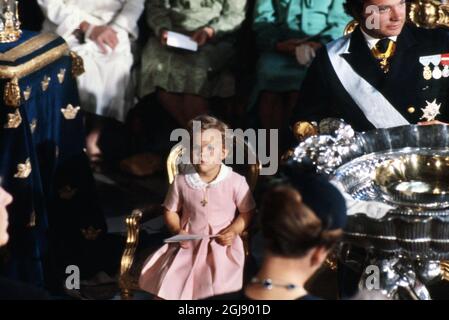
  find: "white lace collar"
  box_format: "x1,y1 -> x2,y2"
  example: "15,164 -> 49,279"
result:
184,164 -> 232,189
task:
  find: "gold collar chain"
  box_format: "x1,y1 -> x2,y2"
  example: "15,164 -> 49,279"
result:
371,40 -> 396,73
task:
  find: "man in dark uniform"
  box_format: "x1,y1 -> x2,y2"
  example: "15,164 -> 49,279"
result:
289,0 -> 449,299
291,0 -> 449,133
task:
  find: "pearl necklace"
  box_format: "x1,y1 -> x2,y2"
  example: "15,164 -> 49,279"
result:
250,277 -> 300,290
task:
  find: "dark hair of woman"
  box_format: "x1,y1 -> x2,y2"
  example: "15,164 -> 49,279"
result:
261,185 -> 342,258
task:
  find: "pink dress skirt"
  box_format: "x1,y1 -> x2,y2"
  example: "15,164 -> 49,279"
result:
139,166 -> 255,300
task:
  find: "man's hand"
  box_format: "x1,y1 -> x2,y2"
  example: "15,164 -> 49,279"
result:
88,25 -> 119,54
295,41 -> 322,66
276,39 -> 304,55
216,226 -> 238,247
418,120 -> 449,126
191,27 -> 215,46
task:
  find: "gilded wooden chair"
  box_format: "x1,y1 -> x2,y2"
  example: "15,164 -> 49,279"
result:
119,137 -> 261,299
408,0 -> 449,29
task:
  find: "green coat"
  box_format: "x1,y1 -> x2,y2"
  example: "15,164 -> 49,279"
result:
250,0 -> 350,107
139,0 -> 247,98
253,0 -> 351,50
146,0 -> 247,38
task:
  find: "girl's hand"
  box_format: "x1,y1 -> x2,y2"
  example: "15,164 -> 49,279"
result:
418,120 -> 448,126
178,229 -> 190,249
216,226 -> 238,247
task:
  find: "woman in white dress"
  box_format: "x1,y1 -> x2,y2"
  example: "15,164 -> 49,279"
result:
37,0 -> 144,159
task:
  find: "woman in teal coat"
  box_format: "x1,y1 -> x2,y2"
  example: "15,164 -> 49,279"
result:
252,0 -> 350,133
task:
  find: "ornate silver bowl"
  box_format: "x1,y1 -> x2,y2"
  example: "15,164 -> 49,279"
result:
332,125 -> 449,260
292,123 -> 449,298
373,154 -> 449,209
294,123 -> 449,260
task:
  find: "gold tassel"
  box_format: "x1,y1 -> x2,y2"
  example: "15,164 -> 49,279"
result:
4,76 -> 21,107
70,51 -> 85,77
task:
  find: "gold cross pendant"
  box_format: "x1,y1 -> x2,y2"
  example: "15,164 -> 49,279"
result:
200,199 -> 208,207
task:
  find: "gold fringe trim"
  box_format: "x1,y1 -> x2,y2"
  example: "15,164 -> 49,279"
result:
4,76 -> 21,107
70,51 -> 85,77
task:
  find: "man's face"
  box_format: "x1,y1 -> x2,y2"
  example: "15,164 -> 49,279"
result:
362,0 -> 407,38
0,187 -> 12,246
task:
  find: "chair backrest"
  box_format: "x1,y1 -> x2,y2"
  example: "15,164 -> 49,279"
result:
166,136 -> 260,192
344,0 -> 449,36
409,0 -> 449,29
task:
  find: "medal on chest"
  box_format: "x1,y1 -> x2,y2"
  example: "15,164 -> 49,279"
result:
442,54 -> 449,78
420,99 -> 441,122
420,55 -> 434,80
431,55 -> 442,80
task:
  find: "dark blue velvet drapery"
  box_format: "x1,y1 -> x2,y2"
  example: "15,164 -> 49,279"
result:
0,31 -> 106,290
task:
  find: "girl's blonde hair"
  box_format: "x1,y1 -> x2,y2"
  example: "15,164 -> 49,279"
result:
187,115 -> 231,148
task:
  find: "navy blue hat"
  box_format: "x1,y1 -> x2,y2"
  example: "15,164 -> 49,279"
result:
281,163 -> 347,230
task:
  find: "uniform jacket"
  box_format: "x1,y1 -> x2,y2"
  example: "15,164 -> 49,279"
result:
292,24 -> 449,132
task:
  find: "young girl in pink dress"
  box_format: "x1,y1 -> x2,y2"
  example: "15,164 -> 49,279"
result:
139,115 -> 256,300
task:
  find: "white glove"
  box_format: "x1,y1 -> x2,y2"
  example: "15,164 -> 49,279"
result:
295,44 -> 316,66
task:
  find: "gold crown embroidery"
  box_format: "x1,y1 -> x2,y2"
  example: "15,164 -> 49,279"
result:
57,68 -> 66,84
61,104 -> 80,120
4,108 -> 21,128
4,76 -> 21,107
14,158 -> 31,179
23,86 -> 31,101
41,75 -> 50,91
30,119 -> 37,133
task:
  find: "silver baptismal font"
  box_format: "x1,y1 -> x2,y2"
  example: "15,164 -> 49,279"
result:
290,121 -> 449,299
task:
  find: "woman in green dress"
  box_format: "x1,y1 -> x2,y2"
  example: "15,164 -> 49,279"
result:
252,0 -> 350,132
140,0 -> 247,127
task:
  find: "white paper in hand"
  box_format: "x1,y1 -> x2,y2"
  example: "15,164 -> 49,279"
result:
166,31 -> 198,52
164,234 -> 218,243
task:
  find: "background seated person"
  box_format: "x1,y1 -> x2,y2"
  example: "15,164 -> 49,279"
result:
38,0 -> 145,161
252,0 -> 350,135
139,0 -> 247,128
